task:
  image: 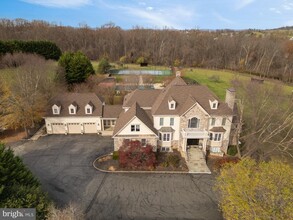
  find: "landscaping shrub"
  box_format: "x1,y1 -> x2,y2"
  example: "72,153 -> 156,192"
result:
214,157 -> 240,170
118,140 -> 156,169
112,151 -> 119,160
166,154 -> 181,168
227,145 -> 237,156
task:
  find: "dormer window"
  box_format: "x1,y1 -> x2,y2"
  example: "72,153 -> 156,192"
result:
52,104 -> 61,115
168,96 -> 176,110
209,100 -> 218,110
85,103 -> 93,115
68,103 -> 77,115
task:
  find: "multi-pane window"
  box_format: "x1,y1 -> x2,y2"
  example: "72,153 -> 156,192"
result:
170,118 -> 174,126
70,108 -> 75,114
161,147 -> 170,152
188,117 -> 199,128
210,133 -> 222,141
163,133 -> 171,141
159,132 -> 172,141
53,108 -> 58,114
131,124 -> 140,132
86,108 -> 91,114
160,118 -> 164,126
211,118 -> 216,126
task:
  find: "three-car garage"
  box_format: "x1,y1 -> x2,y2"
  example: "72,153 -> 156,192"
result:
47,120 -> 101,134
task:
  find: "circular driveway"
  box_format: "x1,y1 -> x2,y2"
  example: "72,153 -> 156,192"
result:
13,135 -> 222,220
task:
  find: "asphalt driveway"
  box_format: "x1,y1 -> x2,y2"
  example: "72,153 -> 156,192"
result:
12,135 -> 222,220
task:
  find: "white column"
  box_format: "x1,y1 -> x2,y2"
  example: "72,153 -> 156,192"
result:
203,138 -> 207,155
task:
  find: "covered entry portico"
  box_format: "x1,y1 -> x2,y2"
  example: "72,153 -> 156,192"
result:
181,128 -> 209,154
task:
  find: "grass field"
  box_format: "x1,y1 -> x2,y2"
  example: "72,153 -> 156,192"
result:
183,68 -> 293,100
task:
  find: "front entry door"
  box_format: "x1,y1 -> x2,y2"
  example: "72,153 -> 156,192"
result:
187,139 -> 199,146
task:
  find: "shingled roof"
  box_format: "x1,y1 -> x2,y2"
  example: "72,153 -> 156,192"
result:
120,76 -> 233,117
46,93 -> 104,117
103,105 -> 122,118
123,89 -> 161,108
113,102 -> 157,136
152,85 -> 233,116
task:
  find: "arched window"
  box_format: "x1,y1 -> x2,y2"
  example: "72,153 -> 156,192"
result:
188,117 -> 199,128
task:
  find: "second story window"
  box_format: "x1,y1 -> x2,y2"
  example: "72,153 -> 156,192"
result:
211,118 -> 216,126
131,124 -> 140,132
170,118 -> 174,126
68,103 -> 77,115
160,118 -> 164,126
85,103 -> 93,115
52,104 -> 61,115
222,118 -> 226,126
188,117 -> 199,128
53,108 -> 58,114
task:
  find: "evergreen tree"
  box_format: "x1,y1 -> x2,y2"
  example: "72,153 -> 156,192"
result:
0,143 -> 50,219
58,51 -> 94,84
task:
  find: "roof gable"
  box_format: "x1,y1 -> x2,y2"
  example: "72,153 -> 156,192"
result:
113,102 -> 157,136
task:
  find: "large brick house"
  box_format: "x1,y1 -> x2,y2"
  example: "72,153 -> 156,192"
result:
113,76 -> 237,156
45,76 -> 238,157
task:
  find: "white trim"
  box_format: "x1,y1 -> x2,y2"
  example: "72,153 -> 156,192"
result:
85,104 -> 93,115
209,100 -> 218,109
113,116 -> 158,137
52,104 -> 61,115
68,104 -> 77,115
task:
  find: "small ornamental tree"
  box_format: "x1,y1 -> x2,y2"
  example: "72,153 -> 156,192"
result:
97,57 -> 111,74
136,56 -> 145,64
118,140 -> 156,169
215,158 -> 293,220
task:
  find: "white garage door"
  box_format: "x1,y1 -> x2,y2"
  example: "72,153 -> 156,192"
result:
68,123 -> 81,134
52,123 -> 65,134
84,122 -> 96,133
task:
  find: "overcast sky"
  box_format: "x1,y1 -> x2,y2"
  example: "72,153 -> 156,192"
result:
1,0 -> 293,29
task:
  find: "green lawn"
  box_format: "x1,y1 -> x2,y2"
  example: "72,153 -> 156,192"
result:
183,68 -> 293,100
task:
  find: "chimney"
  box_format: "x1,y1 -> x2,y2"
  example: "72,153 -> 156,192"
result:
225,88 -> 236,110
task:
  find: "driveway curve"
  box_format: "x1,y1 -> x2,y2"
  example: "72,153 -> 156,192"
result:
12,135 -> 222,220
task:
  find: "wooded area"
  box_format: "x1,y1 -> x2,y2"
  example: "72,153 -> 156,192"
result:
0,19 -> 293,83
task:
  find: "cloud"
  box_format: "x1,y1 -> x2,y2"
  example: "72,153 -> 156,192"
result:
98,0 -> 197,29
146,6 -> 153,11
235,0 -> 255,10
21,0 -> 92,8
269,7 -> 281,14
282,0 -> 293,10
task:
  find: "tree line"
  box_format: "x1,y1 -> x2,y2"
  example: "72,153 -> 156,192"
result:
0,19 -> 292,83
0,40 -> 61,60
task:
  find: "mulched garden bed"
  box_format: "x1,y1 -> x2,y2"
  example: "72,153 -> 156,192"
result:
95,149 -> 189,172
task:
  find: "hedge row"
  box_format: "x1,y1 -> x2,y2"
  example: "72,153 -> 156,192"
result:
0,40 -> 61,60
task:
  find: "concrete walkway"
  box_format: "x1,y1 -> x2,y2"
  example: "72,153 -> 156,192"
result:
187,148 -> 211,174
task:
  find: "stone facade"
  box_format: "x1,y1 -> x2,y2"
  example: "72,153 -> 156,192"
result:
114,136 -> 157,151
180,104 -> 209,130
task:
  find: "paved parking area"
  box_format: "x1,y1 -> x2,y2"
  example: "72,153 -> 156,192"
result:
11,135 -> 222,220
